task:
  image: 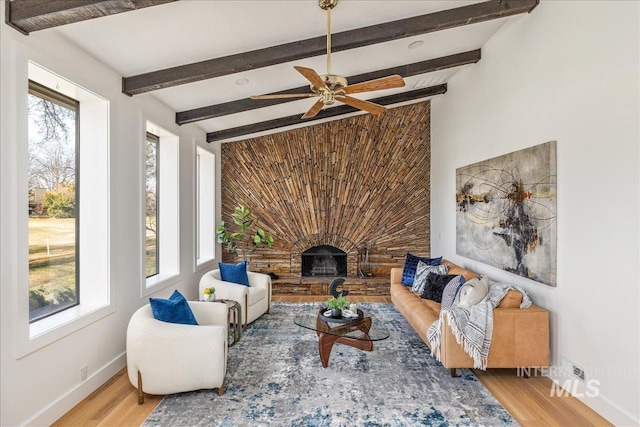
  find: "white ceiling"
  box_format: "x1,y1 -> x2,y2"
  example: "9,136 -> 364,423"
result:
50,0 -> 513,140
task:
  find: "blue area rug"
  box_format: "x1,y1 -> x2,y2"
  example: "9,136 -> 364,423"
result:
142,302 -> 517,426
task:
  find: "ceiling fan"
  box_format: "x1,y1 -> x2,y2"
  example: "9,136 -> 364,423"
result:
251,0 -> 405,119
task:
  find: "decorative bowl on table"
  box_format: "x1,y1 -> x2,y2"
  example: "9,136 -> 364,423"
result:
319,307 -> 364,323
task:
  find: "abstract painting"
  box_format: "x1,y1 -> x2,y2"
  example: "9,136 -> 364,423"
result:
456,141 -> 557,286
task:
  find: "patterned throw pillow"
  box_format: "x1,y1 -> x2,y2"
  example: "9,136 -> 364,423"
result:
411,262 -> 449,294
420,273 -> 459,303
401,253 -> 443,286
440,275 -> 466,310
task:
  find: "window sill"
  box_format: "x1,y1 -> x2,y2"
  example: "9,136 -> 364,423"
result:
143,272 -> 180,297
195,257 -> 216,272
17,302 -> 114,359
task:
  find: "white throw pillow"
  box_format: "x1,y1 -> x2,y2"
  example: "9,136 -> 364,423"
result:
456,275 -> 490,308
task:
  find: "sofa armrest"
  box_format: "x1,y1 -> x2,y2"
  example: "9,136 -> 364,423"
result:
391,268 -> 403,286
248,271 -> 271,291
439,305 -> 550,369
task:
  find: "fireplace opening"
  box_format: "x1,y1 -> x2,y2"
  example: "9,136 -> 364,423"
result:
301,245 -> 347,277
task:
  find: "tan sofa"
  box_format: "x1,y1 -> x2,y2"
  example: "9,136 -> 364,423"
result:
390,259 -> 549,377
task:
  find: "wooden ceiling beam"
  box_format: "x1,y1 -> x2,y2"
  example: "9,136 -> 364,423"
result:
123,0 -> 538,96
206,84 -> 447,143
176,49 -> 480,125
5,0 -> 176,35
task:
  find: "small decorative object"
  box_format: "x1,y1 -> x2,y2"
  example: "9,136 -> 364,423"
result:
349,303 -> 357,313
203,287 -> 216,302
329,278 -> 348,298
325,293 -> 349,317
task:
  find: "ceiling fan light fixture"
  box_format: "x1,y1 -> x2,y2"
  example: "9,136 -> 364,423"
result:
251,0 -> 405,119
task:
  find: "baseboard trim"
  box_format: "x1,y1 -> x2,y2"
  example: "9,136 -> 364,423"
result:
25,352 -> 126,426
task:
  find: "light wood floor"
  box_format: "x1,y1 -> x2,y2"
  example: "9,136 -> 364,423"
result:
53,296 -> 612,427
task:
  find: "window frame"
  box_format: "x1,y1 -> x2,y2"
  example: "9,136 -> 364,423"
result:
27,80 -> 81,323
142,121 -> 180,294
13,60 -> 112,359
145,131 -> 160,278
195,146 -> 216,269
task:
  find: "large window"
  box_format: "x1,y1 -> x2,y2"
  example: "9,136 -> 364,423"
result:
196,146 -> 215,267
27,81 -> 79,322
20,61 -> 110,354
144,121 -> 179,291
145,132 -> 159,277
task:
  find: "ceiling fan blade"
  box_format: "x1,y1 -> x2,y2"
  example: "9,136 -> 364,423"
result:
251,93 -> 316,100
343,75 -> 405,94
294,66 -> 329,91
336,95 -> 386,116
302,99 -> 325,119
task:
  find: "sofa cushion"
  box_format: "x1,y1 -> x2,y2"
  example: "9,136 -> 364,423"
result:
219,260 -> 250,286
401,253 -> 443,286
149,290 -> 199,325
440,275 -> 466,310
421,273 -> 459,303
411,262 -> 449,294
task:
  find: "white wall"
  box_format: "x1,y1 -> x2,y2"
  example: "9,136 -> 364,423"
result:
0,2 -> 222,425
431,1 -> 639,425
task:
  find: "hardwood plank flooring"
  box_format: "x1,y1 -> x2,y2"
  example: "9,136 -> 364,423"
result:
53,296 -> 612,426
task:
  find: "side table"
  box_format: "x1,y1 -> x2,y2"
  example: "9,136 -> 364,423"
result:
217,299 -> 242,347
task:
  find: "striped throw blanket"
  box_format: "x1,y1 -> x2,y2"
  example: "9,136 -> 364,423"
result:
427,284 -> 532,370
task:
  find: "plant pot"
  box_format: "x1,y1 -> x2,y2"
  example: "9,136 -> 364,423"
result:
203,294 -> 215,302
330,308 -> 342,318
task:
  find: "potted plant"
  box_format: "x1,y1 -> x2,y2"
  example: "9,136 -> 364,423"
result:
216,205 -> 274,267
325,294 -> 349,317
203,287 -> 216,302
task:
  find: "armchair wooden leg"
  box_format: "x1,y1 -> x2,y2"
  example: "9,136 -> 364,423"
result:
218,379 -> 225,396
450,368 -> 457,378
137,370 -> 145,404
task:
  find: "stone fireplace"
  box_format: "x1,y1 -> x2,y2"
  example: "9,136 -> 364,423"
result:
220,101 -> 432,288
302,245 -> 347,277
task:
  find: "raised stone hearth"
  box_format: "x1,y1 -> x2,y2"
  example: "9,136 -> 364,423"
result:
271,276 -> 390,296
220,102 -> 432,295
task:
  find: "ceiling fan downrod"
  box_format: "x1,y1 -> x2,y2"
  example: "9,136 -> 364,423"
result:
319,0 -> 338,76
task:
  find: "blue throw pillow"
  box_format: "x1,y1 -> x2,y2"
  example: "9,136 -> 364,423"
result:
219,260 -> 250,286
149,290 -> 198,325
401,253 -> 443,286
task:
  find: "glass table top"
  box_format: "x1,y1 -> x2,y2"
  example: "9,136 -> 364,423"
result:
293,307 -> 390,342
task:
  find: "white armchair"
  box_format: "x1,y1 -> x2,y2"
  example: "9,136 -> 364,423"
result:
126,301 -> 228,404
200,269 -> 271,330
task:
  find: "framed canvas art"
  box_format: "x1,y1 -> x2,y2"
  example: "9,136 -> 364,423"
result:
456,141 -> 557,286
